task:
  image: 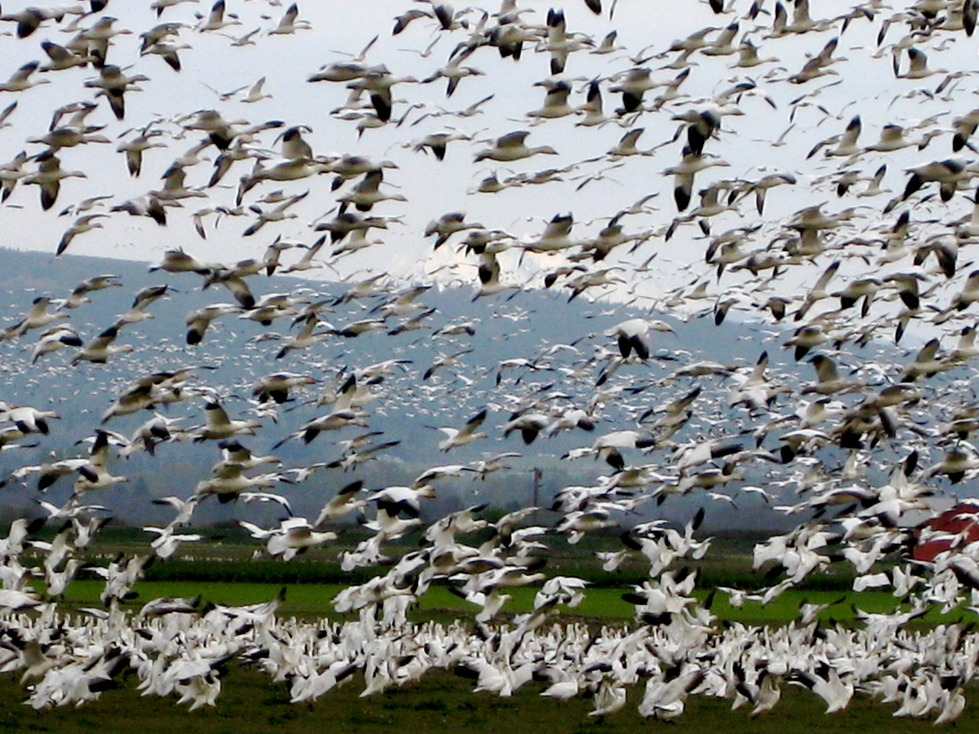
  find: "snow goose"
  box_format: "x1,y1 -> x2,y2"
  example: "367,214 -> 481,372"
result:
663,147 -> 729,211
903,158 -> 971,202
71,326 -> 134,365
195,464 -> 285,503
83,65 -> 148,120
609,67 -> 656,113
72,430 -> 129,496
30,324 -> 83,363
191,400 -> 261,442
23,152 -> 86,210
474,130 -> 558,162
0,61 -> 51,92
185,303 -> 242,345
312,480 -> 366,525
268,3 -> 311,35
606,317 -> 675,360
434,409 -> 488,451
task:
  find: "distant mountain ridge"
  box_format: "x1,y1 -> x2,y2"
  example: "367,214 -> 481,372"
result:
0,247 -> 896,532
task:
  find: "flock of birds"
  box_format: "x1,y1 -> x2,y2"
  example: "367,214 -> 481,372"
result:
3,0 -> 979,722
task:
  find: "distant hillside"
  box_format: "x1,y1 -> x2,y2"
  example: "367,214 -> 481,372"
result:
0,247 -> 930,531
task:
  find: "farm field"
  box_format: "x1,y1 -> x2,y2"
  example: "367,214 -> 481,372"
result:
32,531 -> 971,626
3,535 -> 976,727
2,0 -> 979,728
0,666 -> 963,734
48,579 -> 972,627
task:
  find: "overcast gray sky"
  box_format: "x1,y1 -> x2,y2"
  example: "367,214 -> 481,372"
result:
0,0 -> 976,330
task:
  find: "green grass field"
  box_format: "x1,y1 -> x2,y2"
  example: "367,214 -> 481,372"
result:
52,578 -> 971,627
0,666 -> 961,734
6,535 -> 976,729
